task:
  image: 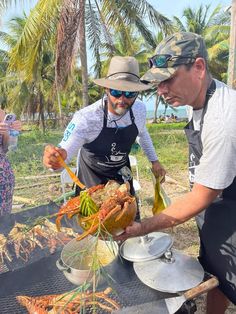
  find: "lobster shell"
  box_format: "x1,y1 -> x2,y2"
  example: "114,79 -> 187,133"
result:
78,182 -> 137,236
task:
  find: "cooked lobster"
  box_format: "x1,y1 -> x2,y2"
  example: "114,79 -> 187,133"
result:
56,180 -> 137,241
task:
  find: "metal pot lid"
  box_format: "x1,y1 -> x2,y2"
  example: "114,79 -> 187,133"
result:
119,232 -> 173,262
134,249 -> 204,293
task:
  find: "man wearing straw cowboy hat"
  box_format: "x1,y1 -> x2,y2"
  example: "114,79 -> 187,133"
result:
43,56 -> 165,210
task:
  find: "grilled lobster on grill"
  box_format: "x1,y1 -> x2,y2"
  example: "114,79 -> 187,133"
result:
56,180 -> 137,241
17,287 -> 120,313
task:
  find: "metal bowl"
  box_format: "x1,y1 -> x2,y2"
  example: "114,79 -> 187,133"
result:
56,236 -> 119,285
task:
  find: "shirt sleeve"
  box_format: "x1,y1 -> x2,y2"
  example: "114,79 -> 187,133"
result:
58,109 -> 102,162
138,128 -> 158,161
195,134 -> 236,189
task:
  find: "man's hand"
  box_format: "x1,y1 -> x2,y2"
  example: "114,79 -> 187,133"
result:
43,144 -> 67,170
114,221 -> 144,242
151,160 -> 166,183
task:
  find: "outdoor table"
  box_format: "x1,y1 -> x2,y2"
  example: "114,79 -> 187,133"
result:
0,204 -> 196,313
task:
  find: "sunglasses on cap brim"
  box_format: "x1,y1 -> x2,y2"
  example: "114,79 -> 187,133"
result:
148,54 -> 196,68
109,89 -> 138,99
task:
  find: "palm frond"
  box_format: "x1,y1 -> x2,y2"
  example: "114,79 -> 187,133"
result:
8,0 -> 61,81
131,15 -> 156,49
86,1 -> 103,77
0,0 -> 28,11
172,16 -> 186,32
101,0 -> 134,52
93,0 -> 115,53
129,0 -> 173,35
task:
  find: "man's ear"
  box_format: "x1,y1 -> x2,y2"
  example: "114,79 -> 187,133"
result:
194,57 -> 206,78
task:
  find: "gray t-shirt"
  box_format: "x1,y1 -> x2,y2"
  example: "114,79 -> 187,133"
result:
188,79 -> 236,189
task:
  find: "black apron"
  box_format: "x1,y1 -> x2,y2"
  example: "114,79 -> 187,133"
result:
76,102 -> 138,197
184,80 -> 236,304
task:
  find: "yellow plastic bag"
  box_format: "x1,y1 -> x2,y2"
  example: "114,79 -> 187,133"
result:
152,177 -> 171,216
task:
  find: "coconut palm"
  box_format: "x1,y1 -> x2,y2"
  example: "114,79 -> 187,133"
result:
1,0 -> 173,111
0,14 -> 57,130
173,4 -> 230,81
227,0 -> 236,88
173,4 -> 221,34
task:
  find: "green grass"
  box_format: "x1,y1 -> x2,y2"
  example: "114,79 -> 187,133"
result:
9,128 -> 64,176
133,122 -> 188,180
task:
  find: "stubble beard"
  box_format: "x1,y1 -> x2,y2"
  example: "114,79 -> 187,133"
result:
108,96 -> 129,115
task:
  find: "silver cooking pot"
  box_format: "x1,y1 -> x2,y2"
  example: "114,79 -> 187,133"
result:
56,236 -> 119,286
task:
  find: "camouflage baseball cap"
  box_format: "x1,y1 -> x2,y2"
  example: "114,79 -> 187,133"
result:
141,32 -> 208,85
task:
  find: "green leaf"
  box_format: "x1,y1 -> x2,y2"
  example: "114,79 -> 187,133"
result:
79,191 -> 99,217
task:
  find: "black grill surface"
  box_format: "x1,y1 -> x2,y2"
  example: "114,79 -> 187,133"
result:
0,251 -> 174,313
0,202 -> 78,273
0,204 -> 174,313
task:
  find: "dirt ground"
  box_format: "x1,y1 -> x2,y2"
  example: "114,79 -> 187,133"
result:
139,175 -> 235,314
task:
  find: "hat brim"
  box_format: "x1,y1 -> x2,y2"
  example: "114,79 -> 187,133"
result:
93,78 -> 151,92
141,67 -> 178,86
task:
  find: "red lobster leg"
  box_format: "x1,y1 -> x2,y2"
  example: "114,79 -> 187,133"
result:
56,195 -> 81,231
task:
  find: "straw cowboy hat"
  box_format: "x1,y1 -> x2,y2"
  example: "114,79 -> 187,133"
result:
93,56 -> 151,92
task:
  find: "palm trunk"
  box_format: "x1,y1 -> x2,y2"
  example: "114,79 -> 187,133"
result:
39,92 -> 45,133
55,78 -> 63,125
153,95 -> 161,123
227,0 -> 236,89
79,0 -> 89,107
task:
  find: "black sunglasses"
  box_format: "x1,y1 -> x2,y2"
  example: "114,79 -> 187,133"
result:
148,54 -> 196,68
109,89 -> 138,99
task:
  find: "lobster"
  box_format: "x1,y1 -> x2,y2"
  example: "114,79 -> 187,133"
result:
17,287 -> 120,313
56,180 -> 137,241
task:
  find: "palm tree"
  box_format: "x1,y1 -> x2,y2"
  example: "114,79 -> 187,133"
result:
173,4 -> 223,34
228,0 -> 236,88
173,4 -> 230,81
1,0 -> 173,109
0,14 -> 57,131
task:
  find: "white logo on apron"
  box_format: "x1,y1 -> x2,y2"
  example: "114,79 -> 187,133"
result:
103,142 -> 127,165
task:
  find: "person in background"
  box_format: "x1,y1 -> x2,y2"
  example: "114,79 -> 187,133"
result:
0,109 -> 22,215
116,33 -> 236,313
43,56 -> 166,218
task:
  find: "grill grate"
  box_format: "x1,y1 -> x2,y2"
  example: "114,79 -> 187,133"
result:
0,204 -> 177,313
0,251 -> 173,314
0,263 -> 9,275
0,203 -> 74,273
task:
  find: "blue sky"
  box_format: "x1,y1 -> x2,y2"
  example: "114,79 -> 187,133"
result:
147,0 -> 231,18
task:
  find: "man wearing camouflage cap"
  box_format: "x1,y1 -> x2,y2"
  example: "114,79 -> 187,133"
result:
116,32 -> 236,313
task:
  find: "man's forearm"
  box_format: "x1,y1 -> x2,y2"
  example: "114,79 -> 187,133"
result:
140,184 -> 221,234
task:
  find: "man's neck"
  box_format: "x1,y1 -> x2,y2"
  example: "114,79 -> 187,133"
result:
193,75 -> 213,110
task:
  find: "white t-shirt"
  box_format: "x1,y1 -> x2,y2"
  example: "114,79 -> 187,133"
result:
188,79 -> 236,189
59,97 -> 158,163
